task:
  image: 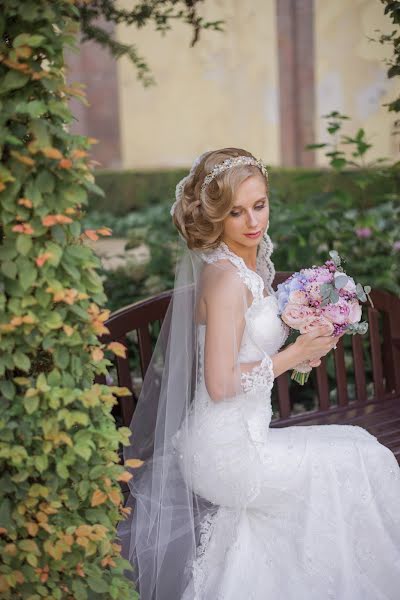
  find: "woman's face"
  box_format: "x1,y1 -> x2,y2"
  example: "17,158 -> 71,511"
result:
222,174 -> 269,250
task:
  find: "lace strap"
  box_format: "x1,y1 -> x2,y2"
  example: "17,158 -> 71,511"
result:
199,241 -> 264,302
256,232 -> 275,296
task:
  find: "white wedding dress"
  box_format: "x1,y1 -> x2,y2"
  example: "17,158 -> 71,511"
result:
172,243 -> 400,600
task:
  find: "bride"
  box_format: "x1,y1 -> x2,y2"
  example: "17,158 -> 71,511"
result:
118,148 -> 400,600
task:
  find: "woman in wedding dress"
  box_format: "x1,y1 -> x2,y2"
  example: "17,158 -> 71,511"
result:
119,148 -> 400,600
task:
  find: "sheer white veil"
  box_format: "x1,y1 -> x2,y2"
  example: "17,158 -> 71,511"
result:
117,154 -> 275,600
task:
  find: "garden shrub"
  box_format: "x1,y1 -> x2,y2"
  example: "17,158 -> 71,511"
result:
0,2 -> 136,598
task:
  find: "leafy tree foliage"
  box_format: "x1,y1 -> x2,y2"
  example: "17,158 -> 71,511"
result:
77,0 -> 224,85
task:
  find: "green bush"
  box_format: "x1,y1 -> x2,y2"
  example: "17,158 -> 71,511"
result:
88,164 -> 400,216
0,2 -> 136,598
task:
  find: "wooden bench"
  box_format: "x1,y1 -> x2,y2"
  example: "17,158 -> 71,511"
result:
98,272 -> 400,462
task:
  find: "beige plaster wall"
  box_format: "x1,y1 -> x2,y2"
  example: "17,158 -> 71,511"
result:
315,0 -> 399,165
116,0 -> 280,169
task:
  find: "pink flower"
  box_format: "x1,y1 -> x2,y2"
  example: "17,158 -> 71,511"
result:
355,227 -> 372,239
393,240 -> 400,251
305,282 -> 322,302
299,315 -> 334,335
321,298 -> 350,325
288,290 -> 308,305
281,304 -> 315,329
348,300 -> 362,324
314,267 -> 333,283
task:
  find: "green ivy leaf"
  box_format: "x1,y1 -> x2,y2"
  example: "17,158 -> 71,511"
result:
0,71 -> 29,94
14,33 -> 45,47
75,444 -> 92,461
0,498 -> 11,528
87,576 -> 109,593
14,351 -> 31,372
16,234 -> 33,256
34,455 -> 48,472
19,261 -> 37,291
54,346 -> 69,369
56,462 -> 69,479
1,260 -> 17,279
0,380 -> 16,400
23,394 -> 39,415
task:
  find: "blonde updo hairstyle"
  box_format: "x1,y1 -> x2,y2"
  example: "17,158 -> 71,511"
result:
172,147 -> 269,250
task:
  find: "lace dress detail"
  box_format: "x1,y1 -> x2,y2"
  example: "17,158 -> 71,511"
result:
240,354 -> 274,394
199,240 -> 265,304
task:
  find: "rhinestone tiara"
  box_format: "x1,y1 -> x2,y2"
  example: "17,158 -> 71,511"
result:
200,156 -> 268,197
170,154 -> 268,216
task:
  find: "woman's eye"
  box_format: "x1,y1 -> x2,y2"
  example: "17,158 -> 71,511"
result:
255,203 -> 266,210
230,211 -> 241,217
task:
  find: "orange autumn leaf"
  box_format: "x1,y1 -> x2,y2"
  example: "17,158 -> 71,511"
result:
90,489 -> 108,507
96,227 -> 112,236
117,470 -> 133,483
58,158 -> 73,169
0,182 -> 6,192
15,46 -> 33,59
42,214 -> 73,227
41,147 -> 63,160
101,556 -> 116,568
18,197 -> 33,208
56,214 -> 73,224
108,488 -> 121,506
12,223 -> 34,235
107,342 -> 127,358
124,458 -> 144,469
76,536 -> 89,548
71,149 -> 88,159
10,150 -> 35,166
91,347 -> 104,362
4,543 -> 17,556
63,324 -> 74,337
2,58 -> 30,72
26,522 -> 39,536
35,252 -> 53,267
75,525 -> 91,537
0,527 -> 8,535
83,229 -> 99,241
13,571 -> 25,585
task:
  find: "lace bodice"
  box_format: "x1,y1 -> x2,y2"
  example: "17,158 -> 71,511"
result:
198,238 -> 289,395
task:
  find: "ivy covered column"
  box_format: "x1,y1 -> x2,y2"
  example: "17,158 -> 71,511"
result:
0,2 -> 136,598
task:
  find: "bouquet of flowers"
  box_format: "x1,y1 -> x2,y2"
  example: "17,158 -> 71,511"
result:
276,251 -> 373,385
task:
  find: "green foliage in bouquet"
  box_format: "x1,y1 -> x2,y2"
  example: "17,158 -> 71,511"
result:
0,2 -> 137,598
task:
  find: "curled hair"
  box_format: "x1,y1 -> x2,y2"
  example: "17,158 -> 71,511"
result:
172,147 -> 269,250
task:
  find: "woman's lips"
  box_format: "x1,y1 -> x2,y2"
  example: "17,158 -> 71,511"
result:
244,231 -> 262,239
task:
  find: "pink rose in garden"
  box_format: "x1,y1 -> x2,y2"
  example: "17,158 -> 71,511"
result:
288,290 -> 308,305
348,300 -> 362,324
321,297 -> 350,324
299,315 -> 334,335
281,304 -> 315,328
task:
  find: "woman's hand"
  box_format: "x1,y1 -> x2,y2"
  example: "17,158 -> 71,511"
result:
293,325 -> 341,364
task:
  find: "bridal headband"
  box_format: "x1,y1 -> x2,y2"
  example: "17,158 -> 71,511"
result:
170,155 -> 268,216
